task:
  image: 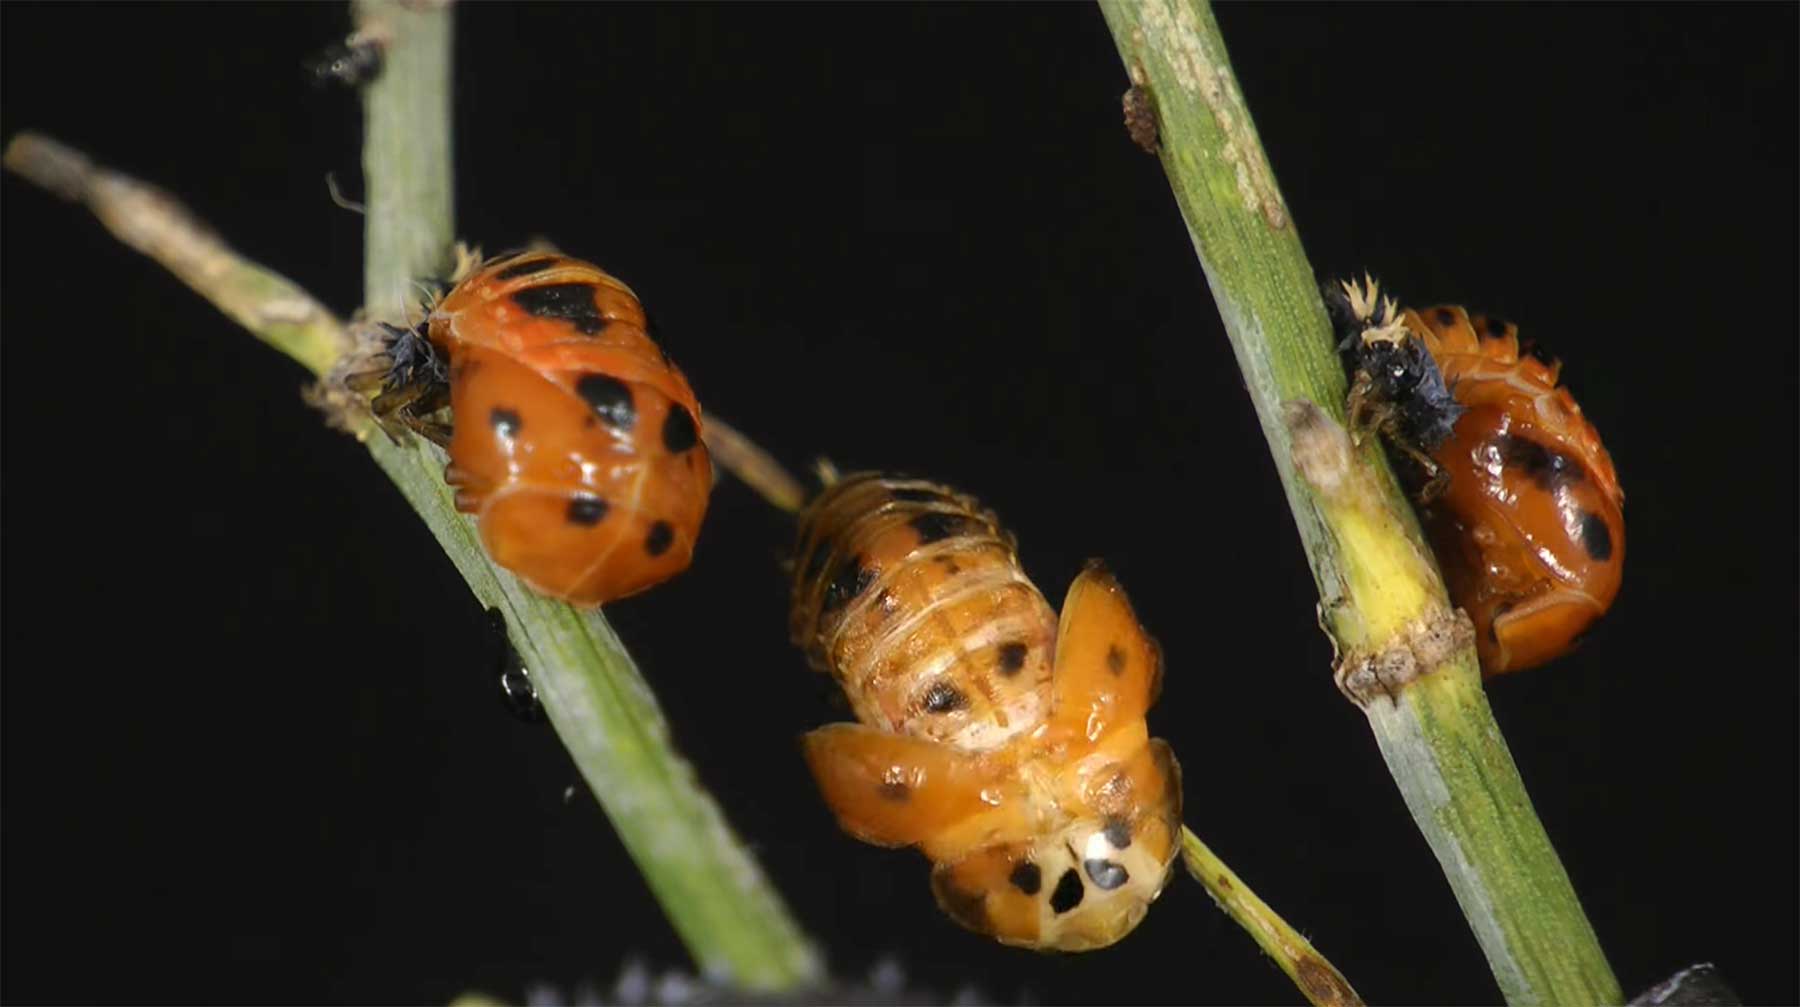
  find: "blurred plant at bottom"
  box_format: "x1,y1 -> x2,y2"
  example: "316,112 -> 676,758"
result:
454,955 -> 1002,1007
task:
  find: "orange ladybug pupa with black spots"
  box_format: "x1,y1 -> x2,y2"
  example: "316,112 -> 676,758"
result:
1331,277 -> 1624,675
790,473 -> 1181,951
358,251 -> 713,606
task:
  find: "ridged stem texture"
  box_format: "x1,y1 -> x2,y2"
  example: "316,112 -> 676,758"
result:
1097,2 -> 1622,1002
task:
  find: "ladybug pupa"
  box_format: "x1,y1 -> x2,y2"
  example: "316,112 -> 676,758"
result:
345,251 -> 714,607
790,472 -> 1182,950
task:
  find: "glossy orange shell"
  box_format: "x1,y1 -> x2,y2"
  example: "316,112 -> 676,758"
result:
1407,306 -> 1624,674
429,253 -> 712,606
791,474 -> 1180,950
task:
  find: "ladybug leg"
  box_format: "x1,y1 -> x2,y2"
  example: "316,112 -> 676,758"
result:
443,464 -> 486,512
1402,444 -> 1449,502
368,381 -> 428,417
1346,373 -> 1450,500
369,381 -> 453,447
1344,371 -> 1383,445
410,419 -> 454,448
1412,452 -> 1450,502
340,365 -> 389,395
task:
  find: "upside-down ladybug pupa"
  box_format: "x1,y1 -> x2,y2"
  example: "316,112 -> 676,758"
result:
790,472 -> 1181,950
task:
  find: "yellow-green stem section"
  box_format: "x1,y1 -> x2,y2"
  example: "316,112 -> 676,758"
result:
1098,1 -> 1620,1002
1182,829 -> 1363,1007
354,0 -> 822,989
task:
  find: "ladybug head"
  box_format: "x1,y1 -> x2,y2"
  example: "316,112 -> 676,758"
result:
1358,335 -> 1465,451
1357,335 -> 1430,399
1325,276 -> 1467,452
376,321 -> 448,392
928,813 -> 1179,952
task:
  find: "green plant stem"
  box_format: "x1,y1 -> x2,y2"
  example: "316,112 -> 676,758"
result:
351,2 -> 821,988
1098,2 -> 1621,1003
1181,828 -> 1362,1007
5,6 -> 822,989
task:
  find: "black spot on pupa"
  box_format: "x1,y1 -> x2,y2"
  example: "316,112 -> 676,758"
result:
576,374 -> 636,430
996,642 -> 1028,677
1050,868 -> 1085,914
512,282 -> 608,335
1499,435 -> 1582,490
1009,861 -> 1042,896
1579,511 -> 1613,561
1106,644 -> 1127,675
1484,316 -> 1510,339
1434,307 -> 1458,328
921,681 -> 969,714
936,556 -> 962,576
1521,339 -> 1558,366
1084,858 -> 1130,890
891,486 -> 944,504
566,496 -> 609,526
645,521 -> 675,557
909,510 -> 970,544
494,257 -> 561,281
662,404 -> 699,454
822,557 -> 876,613
877,779 -> 910,802
1102,817 -> 1133,849
489,407 -> 522,437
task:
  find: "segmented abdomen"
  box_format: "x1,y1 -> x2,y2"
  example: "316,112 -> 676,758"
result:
789,474 -> 1057,751
1407,305 -> 1621,502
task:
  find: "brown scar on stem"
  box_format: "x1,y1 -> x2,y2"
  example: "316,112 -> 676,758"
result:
1295,956 -> 1363,1007
1334,605 -> 1476,708
1135,0 -> 1288,229
1122,61 -> 1161,154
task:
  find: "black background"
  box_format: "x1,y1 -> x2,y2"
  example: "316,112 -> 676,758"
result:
3,4 -> 1795,1005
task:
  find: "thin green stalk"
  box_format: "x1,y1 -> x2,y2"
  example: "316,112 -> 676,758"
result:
1097,2 -> 1621,1003
4,4 -> 822,988
1180,828 -> 1361,1007
352,2 -> 821,988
